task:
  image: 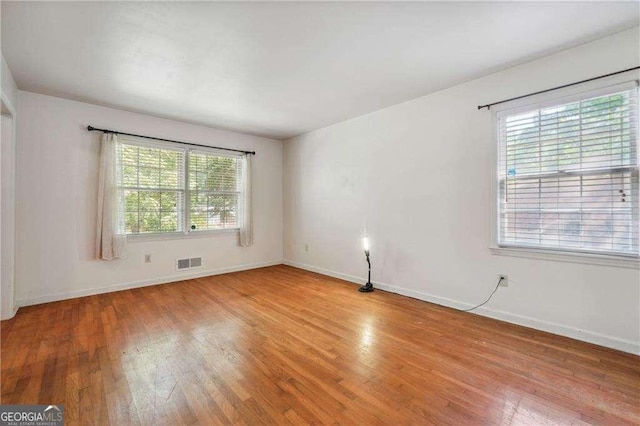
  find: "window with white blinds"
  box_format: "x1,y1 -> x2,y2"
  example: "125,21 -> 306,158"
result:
497,83 -> 639,257
188,150 -> 243,231
116,137 -> 245,235
117,142 -> 186,234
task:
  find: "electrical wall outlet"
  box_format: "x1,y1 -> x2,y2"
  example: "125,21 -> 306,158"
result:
304,244 -> 309,252
145,254 -> 152,263
499,274 -> 508,287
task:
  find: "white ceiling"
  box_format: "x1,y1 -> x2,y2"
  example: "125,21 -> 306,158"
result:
2,2 -> 639,140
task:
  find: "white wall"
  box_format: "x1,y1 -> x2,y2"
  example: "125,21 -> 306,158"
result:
284,27 -> 640,354
1,54 -> 18,109
1,53 -> 18,320
0,114 -> 16,320
16,91 -> 283,306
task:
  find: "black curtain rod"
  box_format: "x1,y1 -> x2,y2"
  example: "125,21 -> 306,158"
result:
87,126 -> 256,155
477,66 -> 640,110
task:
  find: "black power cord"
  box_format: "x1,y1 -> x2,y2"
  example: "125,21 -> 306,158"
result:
459,277 -> 504,312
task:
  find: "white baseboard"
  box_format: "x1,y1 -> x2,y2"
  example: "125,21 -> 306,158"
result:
16,260 -> 283,308
283,259 -> 639,355
0,305 -> 19,321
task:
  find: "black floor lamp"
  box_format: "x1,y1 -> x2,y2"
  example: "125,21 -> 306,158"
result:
359,237 -> 374,292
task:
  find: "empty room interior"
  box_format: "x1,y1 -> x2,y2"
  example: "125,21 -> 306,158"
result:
1,1 -> 640,424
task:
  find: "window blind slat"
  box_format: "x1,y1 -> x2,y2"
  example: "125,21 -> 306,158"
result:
503,122 -> 637,144
504,110 -> 638,133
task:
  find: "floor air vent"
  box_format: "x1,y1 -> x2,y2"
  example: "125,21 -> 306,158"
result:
177,257 -> 202,271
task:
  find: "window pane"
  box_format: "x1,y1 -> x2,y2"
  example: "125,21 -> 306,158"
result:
123,165 -> 138,187
189,151 -> 241,192
160,192 -> 178,211
160,150 -> 180,188
138,167 -> 160,188
189,192 -> 238,230
209,194 -> 238,229
125,212 -> 139,234
161,213 -> 179,232
138,147 -> 160,167
124,190 -> 139,213
139,211 -> 160,233
120,190 -> 183,234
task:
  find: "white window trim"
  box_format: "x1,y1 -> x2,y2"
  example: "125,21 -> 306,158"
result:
489,246 -> 639,269
118,135 -> 245,240
127,228 -> 239,243
489,73 -> 640,268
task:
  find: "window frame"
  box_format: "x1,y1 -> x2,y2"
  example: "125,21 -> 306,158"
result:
490,78 -> 640,269
117,135 -> 244,241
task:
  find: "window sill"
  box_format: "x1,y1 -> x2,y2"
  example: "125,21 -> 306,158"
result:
127,228 -> 239,243
489,246 -> 639,269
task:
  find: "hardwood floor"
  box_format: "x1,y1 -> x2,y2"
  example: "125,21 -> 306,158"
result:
1,265 -> 638,425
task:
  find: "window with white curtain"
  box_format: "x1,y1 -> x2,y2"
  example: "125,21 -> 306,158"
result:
116,137 -> 246,235
496,82 -> 639,257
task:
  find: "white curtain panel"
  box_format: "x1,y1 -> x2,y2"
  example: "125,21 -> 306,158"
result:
238,153 -> 253,247
95,133 -> 127,260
